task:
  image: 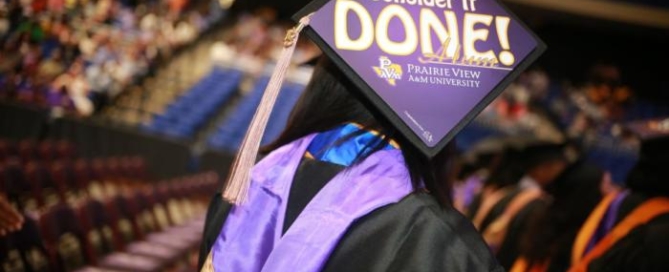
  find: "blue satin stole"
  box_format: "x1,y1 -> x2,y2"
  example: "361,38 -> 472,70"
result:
305,123 -> 399,167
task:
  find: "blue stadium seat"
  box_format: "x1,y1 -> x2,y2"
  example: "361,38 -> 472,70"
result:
142,68 -> 243,139
207,79 -> 304,152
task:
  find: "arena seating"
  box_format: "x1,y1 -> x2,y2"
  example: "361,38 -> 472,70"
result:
207,78 -> 304,151
141,68 -> 243,138
0,139 -> 218,271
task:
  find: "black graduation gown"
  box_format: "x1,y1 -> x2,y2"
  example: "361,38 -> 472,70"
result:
198,159 -> 503,272
479,188 -> 523,233
494,198 -> 546,270
587,193 -> 669,272
466,187 -> 546,270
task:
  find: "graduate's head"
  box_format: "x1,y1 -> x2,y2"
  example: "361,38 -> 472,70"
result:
264,56 -> 457,206
521,161 -> 605,263
483,145 -> 526,189
523,143 -> 569,187
625,136 -> 669,197
462,138 -> 507,180
624,118 -> 669,197
546,161 -> 605,207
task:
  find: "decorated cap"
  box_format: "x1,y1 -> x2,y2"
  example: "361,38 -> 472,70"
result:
296,0 -> 545,156
624,118 -> 669,195
223,0 -> 545,204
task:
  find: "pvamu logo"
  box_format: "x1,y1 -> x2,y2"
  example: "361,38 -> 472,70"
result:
373,56 -> 403,86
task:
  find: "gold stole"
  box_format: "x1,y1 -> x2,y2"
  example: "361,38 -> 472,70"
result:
569,197 -> 669,272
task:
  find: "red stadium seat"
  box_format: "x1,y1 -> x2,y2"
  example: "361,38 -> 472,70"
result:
18,140 -> 38,163
50,160 -> 84,203
75,199 -> 167,272
107,196 -> 144,243
38,141 -> 56,162
25,161 -> 63,207
136,188 -> 200,255
37,204 -> 95,271
0,216 -> 53,271
3,160 -> 35,210
106,195 -> 185,268
55,141 -> 76,160
89,158 -> 114,199
38,202 -> 164,272
73,159 -> 92,196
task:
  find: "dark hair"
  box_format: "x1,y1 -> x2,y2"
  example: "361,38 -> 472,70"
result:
456,151 -> 503,181
262,56 -> 456,206
626,153 -> 669,197
483,147 -> 526,189
522,143 -> 567,170
519,161 -> 604,269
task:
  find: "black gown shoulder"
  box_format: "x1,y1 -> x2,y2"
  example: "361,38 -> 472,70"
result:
198,192 -> 231,269
495,198 -> 546,270
323,192 -> 504,272
587,194 -> 669,272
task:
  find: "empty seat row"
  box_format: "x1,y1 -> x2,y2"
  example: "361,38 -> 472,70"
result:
207,78 -> 304,152
1,156 -> 149,211
141,68 -> 244,139
0,139 -> 76,164
1,172 -> 218,272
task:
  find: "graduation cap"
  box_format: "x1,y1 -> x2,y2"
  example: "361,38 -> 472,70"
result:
522,142 -> 570,167
223,0 -> 545,204
625,118 -> 669,196
626,118 -> 669,164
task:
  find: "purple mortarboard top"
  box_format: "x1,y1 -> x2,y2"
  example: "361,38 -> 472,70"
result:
295,0 -> 545,157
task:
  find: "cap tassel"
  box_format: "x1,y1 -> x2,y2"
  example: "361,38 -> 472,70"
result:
222,14 -> 314,205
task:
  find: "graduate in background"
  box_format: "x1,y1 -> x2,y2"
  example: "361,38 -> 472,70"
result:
468,144 -> 526,227
570,119 -> 669,272
470,141 -> 570,270
494,142 -> 570,269
454,138 -> 505,214
511,161 -> 605,272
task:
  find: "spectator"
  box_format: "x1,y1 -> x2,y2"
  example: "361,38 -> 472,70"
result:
1,0 -> 223,115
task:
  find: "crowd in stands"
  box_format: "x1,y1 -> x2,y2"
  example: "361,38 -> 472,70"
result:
0,138 -> 218,271
105,8 -> 316,144
0,0 -> 225,116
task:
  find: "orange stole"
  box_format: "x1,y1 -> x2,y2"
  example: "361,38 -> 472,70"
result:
511,257 -> 549,272
482,188 -> 542,252
570,193 -> 619,266
569,197 -> 669,272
